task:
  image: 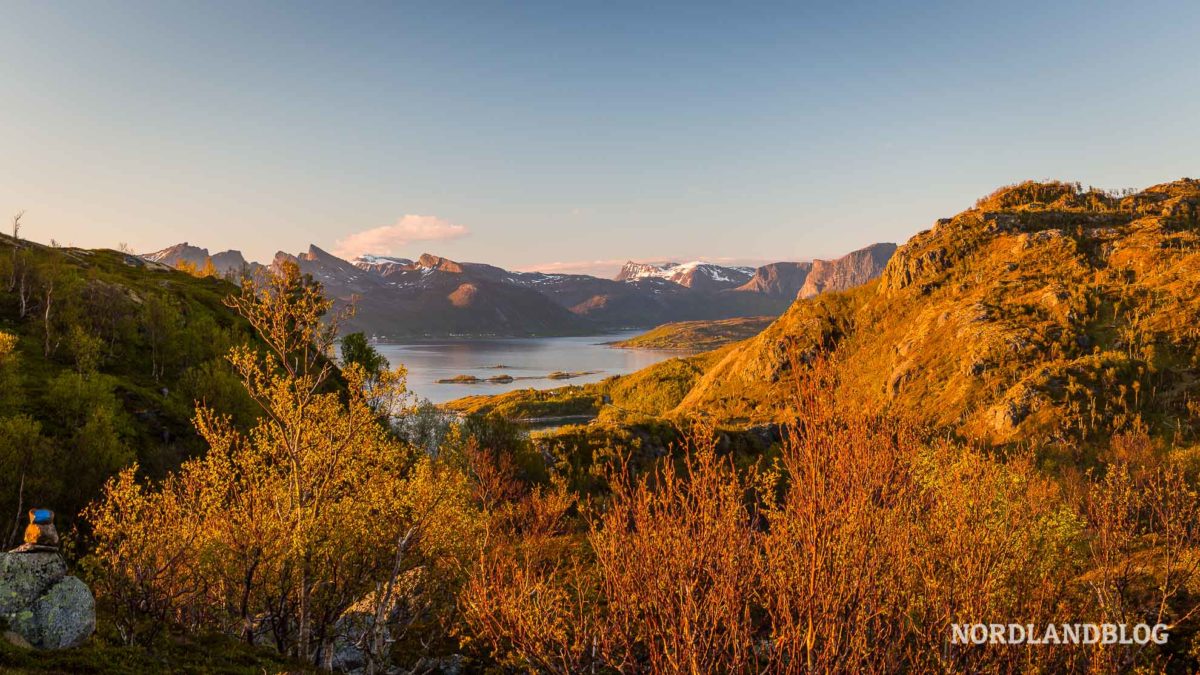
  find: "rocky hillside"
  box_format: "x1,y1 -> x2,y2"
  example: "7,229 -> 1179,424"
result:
0,236 -> 262,536
670,179 -> 1200,448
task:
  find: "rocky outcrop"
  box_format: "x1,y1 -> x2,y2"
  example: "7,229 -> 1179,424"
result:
0,551 -> 95,650
331,568 -> 427,673
733,262 -> 813,297
797,242 -> 897,299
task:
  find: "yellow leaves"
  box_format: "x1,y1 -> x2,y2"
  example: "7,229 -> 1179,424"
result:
224,260 -> 343,384
84,263 -> 484,660
0,330 -> 16,360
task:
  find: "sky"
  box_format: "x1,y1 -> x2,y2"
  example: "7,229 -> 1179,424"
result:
1,1 -> 1198,277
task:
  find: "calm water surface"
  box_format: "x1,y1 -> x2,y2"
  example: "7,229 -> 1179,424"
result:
374,331 -> 690,404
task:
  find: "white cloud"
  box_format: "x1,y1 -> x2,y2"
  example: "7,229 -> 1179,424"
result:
334,215 -> 469,259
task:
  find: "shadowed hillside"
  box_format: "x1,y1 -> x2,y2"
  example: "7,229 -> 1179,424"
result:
0,234 -> 262,539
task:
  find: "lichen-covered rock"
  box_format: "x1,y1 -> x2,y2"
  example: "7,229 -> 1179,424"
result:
0,552 -> 66,615
28,577 -> 96,649
0,552 -> 94,650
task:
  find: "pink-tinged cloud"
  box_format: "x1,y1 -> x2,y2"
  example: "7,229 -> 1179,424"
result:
334,215 -> 469,259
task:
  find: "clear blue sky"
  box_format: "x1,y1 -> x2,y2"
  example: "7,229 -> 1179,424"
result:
2,1 -> 1198,276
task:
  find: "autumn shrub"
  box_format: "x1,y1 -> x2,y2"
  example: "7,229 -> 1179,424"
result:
460,532 -> 600,673
1083,447 -> 1200,671
458,440 -> 601,673
757,358 -> 922,673
458,351 -> 1200,674
84,263 -> 482,672
589,425 -> 763,673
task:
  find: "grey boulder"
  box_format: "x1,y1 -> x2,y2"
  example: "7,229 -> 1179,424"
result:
0,552 -> 66,615
0,552 -> 94,650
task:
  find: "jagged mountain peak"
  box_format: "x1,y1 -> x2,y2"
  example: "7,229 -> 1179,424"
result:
614,261 -> 677,282
353,254 -> 413,265
798,242 -> 897,299
352,254 -> 415,276
301,244 -> 342,262
416,253 -> 464,273
144,242 -> 252,277
144,242 -> 208,260
733,261 -> 814,297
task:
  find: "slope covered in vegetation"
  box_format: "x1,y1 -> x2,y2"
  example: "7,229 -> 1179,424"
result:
673,179 -> 1200,451
26,181 -> 1200,673
427,180 -> 1200,673
608,315 -> 772,350
0,233 -> 260,540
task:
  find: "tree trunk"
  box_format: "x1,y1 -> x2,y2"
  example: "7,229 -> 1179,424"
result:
18,271 -> 28,318
6,470 -> 24,549
298,562 -> 311,663
42,285 -> 54,357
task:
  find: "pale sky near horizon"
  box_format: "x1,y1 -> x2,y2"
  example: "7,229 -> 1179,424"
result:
1,1 -> 1198,277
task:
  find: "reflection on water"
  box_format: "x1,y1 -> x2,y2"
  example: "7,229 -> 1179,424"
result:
373,330 -> 691,404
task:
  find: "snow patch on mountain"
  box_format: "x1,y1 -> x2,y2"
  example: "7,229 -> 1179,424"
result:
614,260 -> 755,287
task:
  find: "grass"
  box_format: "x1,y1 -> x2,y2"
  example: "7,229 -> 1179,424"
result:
0,627 -> 311,675
609,316 -> 773,350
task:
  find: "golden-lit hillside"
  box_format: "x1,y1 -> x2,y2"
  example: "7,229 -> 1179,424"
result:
673,179 -> 1200,449
608,315 -> 773,350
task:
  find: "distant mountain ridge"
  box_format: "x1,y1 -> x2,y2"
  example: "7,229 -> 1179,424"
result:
143,242 -> 261,277
797,243 -> 898,298
733,261 -> 813,297
143,241 -> 896,338
614,260 -> 756,292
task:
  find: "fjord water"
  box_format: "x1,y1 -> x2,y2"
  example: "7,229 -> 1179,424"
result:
374,330 -> 690,404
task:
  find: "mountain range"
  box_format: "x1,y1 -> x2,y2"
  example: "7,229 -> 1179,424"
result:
143,242 -> 897,338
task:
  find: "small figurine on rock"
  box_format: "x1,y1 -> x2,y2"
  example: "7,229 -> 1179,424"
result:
13,508 -> 59,553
